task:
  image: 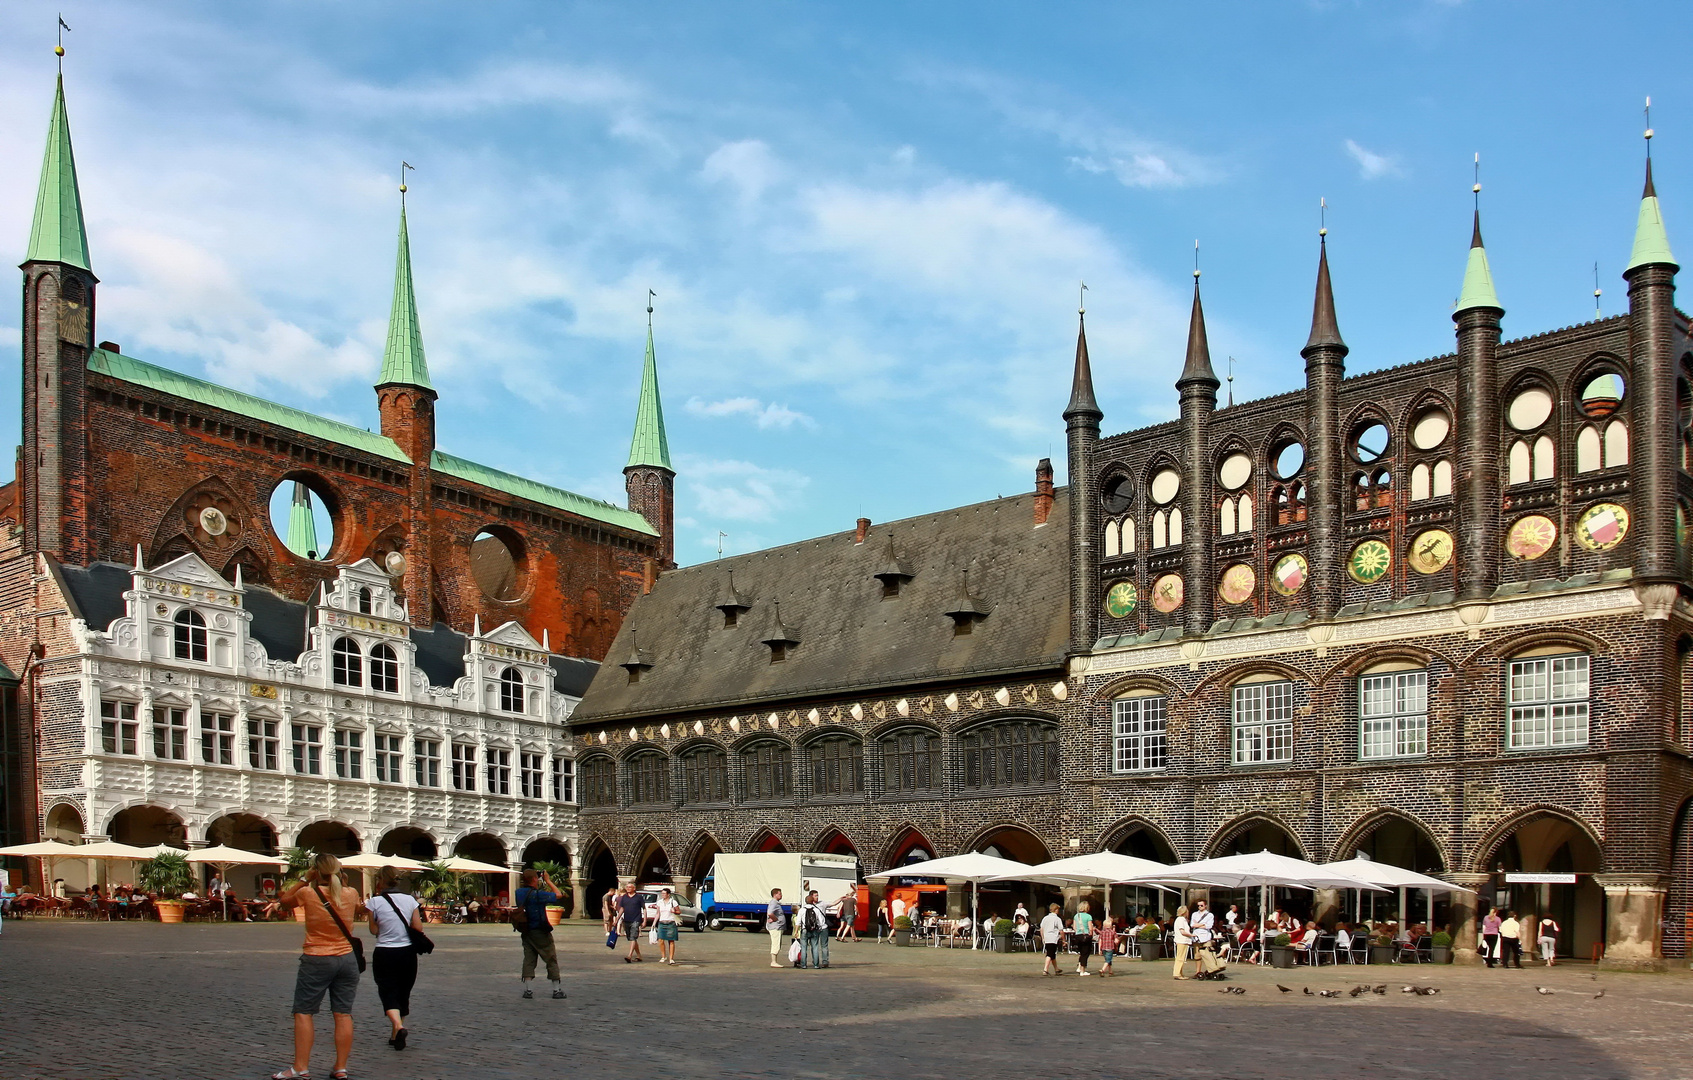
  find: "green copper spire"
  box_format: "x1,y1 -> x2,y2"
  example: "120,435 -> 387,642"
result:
24,75 -> 91,271
1455,211 -> 1503,315
1627,158 -> 1677,272
376,204 -> 432,390
626,301 -> 672,471
285,482 -> 321,559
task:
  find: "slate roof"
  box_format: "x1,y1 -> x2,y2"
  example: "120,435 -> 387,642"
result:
51,560 -> 597,696
571,489 -> 1071,725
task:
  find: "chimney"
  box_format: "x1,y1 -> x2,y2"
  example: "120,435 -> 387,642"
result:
1033,458 -> 1055,526
642,557 -> 658,595
854,517 -> 871,544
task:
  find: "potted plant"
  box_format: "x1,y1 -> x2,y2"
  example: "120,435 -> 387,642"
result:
138,850 -> 195,923
280,847 -> 315,922
1369,930 -> 1396,965
1271,931 -> 1294,968
1136,923 -> 1163,960
893,914 -> 913,946
415,860 -> 460,923
1431,930 -> 1453,964
533,860 -> 571,925
993,917 -> 1013,952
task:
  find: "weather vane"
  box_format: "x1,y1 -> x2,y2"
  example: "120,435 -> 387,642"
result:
56,14 -> 70,69
1646,96 -> 1654,155
399,161 -> 413,204
1594,262 -> 1602,319
1473,152 -> 1482,209
647,288 -> 656,330
1193,240 -> 1201,280
1226,356 -> 1235,408
717,531 -> 727,559
1319,197 -> 1328,239
1078,280 -> 1087,316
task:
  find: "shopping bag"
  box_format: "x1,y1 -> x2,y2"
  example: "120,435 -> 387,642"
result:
648,927 -> 659,944
605,930 -> 617,948
788,940 -> 802,965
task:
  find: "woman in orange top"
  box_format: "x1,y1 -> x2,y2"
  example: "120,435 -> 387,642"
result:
272,853 -> 363,1080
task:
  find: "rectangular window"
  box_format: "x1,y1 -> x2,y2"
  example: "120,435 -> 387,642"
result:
451,743 -> 477,792
1359,670 -> 1429,759
291,723 -> 323,775
520,752 -> 544,799
961,722 -> 1058,790
630,753 -> 670,804
552,757 -> 575,803
247,716 -> 279,771
1113,696 -> 1168,772
580,757 -> 616,807
685,750 -> 730,803
740,744 -> 790,801
152,706 -> 188,760
200,711 -> 235,765
100,700 -> 138,755
1232,681 -> 1295,765
373,734 -> 403,783
333,729 -> 364,780
881,730 -> 942,794
486,748 -> 512,795
807,740 -> 863,797
1509,654 -> 1591,749
415,739 -> 441,788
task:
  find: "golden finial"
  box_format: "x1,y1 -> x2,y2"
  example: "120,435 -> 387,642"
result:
1319,197 -> 1328,238
56,15 -> 69,65
1472,152 -> 1481,200
399,161 -> 413,199
1078,280 -> 1087,316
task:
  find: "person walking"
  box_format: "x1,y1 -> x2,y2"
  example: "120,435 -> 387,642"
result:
1191,900 -> 1219,976
1481,907 -> 1502,969
1537,915 -> 1560,967
654,887 -> 682,965
836,889 -> 858,943
515,868 -> 566,999
366,866 -> 423,1050
799,890 -> 831,969
271,852 -> 362,1080
617,883 -> 646,963
1171,905 -> 1194,980
1499,910 -> 1524,969
766,888 -> 787,967
601,885 -> 621,948
1097,917 -> 1119,976
1039,903 -> 1066,975
1072,900 -> 1096,975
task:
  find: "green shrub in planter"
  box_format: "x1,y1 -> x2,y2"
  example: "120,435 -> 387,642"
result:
1136,924 -> 1162,941
893,915 -> 913,930
1431,930 -> 1454,963
993,918 -> 1013,935
1274,932 -> 1292,947
139,850 -> 195,900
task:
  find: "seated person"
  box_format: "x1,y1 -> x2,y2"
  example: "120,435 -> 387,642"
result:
1335,922 -> 1352,950
1236,920 -> 1260,962
1013,914 -> 1031,939
1291,920 -> 1321,952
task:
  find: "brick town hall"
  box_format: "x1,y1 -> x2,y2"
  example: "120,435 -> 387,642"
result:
3,66 -> 1693,969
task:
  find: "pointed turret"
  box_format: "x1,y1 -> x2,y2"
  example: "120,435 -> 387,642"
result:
376,206 -> 432,391
1177,281 -> 1220,389
1062,312 -> 1103,421
626,298 -> 676,566
1304,238 -> 1346,352
626,320 -> 672,471
1302,233 -> 1348,621
1455,211 -> 1503,314
1627,158 -> 1678,272
285,482 -> 320,559
24,75 -> 91,272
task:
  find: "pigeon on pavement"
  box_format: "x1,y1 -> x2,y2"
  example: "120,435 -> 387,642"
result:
1277,984 -> 1293,993
1318,990 -> 1341,998
1303,987 -> 1315,996
1372,985 -> 1388,995
1594,989 -> 1605,999
1535,986 -> 1555,995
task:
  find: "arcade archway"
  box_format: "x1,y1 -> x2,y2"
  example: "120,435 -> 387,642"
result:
379,826 -> 438,861
42,804 -> 87,891
1109,823 -> 1178,921
584,841 -> 619,916
109,805 -> 187,848
1481,811 -> 1604,960
1345,813 -> 1448,928
971,825 -> 1055,920
296,820 -> 360,856
632,835 -> 670,884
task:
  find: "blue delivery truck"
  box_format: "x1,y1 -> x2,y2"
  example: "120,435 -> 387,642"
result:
698,852 -> 858,930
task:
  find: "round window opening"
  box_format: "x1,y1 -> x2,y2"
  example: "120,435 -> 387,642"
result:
268,478 -> 336,561
1411,409 -> 1451,450
1218,452 -> 1253,491
1579,372 -> 1625,419
471,528 -> 525,602
1507,387 -> 1554,431
1271,441 -> 1305,480
1149,468 -> 1182,505
1101,476 -> 1134,515
1351,422 -> 1390,464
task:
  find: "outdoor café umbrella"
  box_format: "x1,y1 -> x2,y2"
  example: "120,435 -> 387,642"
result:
186,846 -> 287,918
990,851 -> 1177,887
339,853 -> 428,901
1119,850 -> 1386,930
868,851 -> 1032,948
1321,854 -> 1478,928
0,839 -> 81,897
436,855 -> 509,875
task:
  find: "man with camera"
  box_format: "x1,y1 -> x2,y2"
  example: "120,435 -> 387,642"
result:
514,868 -> 566,999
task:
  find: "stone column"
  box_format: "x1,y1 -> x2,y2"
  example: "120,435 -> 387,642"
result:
670,874 -> 694,922
506,861 -> 522,907
1596,874 -> 1668,971
570,875 -> 590,920
946,882 -> 966,919
1445,874 -> 1490,964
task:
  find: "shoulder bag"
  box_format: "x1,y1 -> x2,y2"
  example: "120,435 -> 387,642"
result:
382,892 -> 434,955
310,883 -> 367,973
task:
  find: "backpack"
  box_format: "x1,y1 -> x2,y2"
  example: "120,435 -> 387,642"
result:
806,904 -> 825,932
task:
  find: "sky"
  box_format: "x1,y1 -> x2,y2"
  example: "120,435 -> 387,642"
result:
0,1 -> 1686,564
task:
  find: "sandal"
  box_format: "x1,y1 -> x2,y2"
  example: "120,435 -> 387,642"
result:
331,1072 -> 350,1080
270,1071 -> 310,1080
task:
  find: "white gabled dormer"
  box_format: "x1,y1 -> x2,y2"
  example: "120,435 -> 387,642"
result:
308,560 -> 416,696
468,619 -> 553,720
123,550 -> 248,672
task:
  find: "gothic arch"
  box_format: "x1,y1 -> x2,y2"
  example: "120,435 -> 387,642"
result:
953,708 -> 1061,736
745,828 -> 788,854
1205,811 -> 1306,859
680,830 -> 725,881
1501,368 -> 1559,416
1193,658 -> 1309,696
219,547 -> 270,586
1095,671 -> 1183,702
1331,808 -> 1449,871
1258,421 -> 1308,471
150,475 -> 256,563
795,724 -> 862,748
1472,805 -> 1604,873
1323,643 -> 1453,684
151,532 -> 197,567
627,831 -> 671,881
812,827 -> 861,856
880,824 -> 936,871
1101,815 -> 1180,863
1567,352 -> 1630,403
961,821 -> 1052,864
1397,388 -> 1457,441
1466,626 -> 1611,665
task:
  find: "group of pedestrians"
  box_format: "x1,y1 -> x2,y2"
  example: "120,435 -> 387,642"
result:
598,880 -> 686,965
1480,907 -> 1559,968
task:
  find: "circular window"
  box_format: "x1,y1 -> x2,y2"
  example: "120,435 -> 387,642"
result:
268,478 -> 336,561
1351,422 -> 1390,464
1101,476 -> 1134,515
1149,468 -> 1181,505
1579,372 -> 1625,419
471,528 -> 526,601
1507,388 -> 1554,431
1271,441 -> 1305,480
1411,410 -> 1451,450
1218,453 -> 1253,491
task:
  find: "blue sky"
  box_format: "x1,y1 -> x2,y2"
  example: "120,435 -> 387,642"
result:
0,1 -> 1686,564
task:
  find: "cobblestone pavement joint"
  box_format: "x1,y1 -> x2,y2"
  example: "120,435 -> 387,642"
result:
1,920 -> 1689,1080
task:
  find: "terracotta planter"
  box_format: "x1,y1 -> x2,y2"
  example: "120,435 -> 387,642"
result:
156,900 -> 187,924
546,905 -> 565,926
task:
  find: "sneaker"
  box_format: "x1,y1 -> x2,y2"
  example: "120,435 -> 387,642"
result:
771,961 -> 782,968
522,987 -> 534,999
551,988 -> 566,999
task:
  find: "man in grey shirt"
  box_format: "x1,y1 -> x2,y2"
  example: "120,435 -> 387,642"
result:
766,888 -> 786,968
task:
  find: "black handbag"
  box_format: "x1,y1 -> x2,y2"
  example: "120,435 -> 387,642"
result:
311,884 -> 366,973
383,892 -> 434,955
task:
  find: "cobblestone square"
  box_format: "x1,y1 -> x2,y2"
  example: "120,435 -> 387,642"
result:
2,920 -> 1690,1080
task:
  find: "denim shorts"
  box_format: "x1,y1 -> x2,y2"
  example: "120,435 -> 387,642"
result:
657,922 -> 679,941
293,953 -> 359,1015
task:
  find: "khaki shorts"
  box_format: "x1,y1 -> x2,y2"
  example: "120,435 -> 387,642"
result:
293,953 -> 359,1015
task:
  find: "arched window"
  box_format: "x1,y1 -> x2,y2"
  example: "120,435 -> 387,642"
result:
1220,499 -> 1236,536
331,637 -> 362,687
1509,440 -> 1531,485
579,756 -> 618,807
1410,463 -> 1431,501
1121,518 -> 1136,553
880,728 -> 941,795
959,720 -> 1059,790
1576,426 -> 1602,473
628,751 -> 670,805
740,742 -> 792,801
369,644 -> 399,694
1432,460 -> 1453,497
808,736 -> 864,797
1168,507 -> 1183,545
1104,520 -> 1120,558
1237,493 -> 1253,531
1507,649 -> 1590,750
357,587 -> 372,614
173,609 -> 208,662
1358,661 -> 1428,760
1151,510 -> 1168,549
499,667 -> 524,713
682,747 -> 728,804
1604,421 -> 1629,467
1533,436 -> 1555,480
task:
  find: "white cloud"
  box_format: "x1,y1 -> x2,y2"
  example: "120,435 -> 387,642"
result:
685,396 -> 814,429
681,456 -> 810,524
701,139 -> 784,204
1344,139 -> 1402,180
